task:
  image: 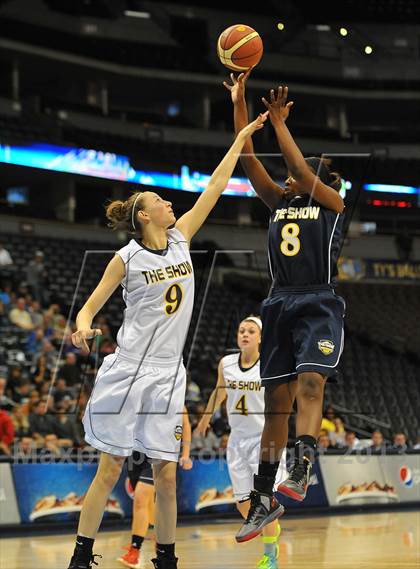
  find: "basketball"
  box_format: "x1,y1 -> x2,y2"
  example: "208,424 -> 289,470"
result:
217,24 -> 263,71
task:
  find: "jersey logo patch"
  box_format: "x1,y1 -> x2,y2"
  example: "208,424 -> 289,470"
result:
318,340 -> 335,355
174,425 -> 183,441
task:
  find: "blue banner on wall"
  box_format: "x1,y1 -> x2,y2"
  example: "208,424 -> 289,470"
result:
12,462 -> 134,523
177,458 -> 237,515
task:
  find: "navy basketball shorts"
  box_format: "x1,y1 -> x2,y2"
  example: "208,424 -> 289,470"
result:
260,286 -> 345,386
127,451 -> 154,489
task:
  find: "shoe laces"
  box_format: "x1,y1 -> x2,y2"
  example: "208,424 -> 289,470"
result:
91,554 -> 102,567
257,554 -> 276,568
246,491 -> 262,524
289,457 -> 310,484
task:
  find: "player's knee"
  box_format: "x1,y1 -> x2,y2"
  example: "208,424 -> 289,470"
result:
97,459 -> 123,490
155,467 -> 176,499
298,373 -> 323,401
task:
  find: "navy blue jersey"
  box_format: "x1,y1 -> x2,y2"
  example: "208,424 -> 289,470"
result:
268,194 -> 344,288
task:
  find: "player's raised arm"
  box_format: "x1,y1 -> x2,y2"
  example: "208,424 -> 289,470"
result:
72,255 -> 125,351
262,86 -> 344,214
224,69 -> 292,210
175,112 -> 267,242
194,359 -> 227,437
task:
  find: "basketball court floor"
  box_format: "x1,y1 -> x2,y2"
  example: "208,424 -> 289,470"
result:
1,511 -> 419,568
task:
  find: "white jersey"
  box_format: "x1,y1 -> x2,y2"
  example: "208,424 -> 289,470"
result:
222,353 -> 265,441
115,227 -> 194,366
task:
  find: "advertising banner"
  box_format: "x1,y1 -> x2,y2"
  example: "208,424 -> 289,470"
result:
0,463 -> 21,525
12,462 -> 133,523
318,454 -> 420,507
378,454 -> 420,504
338,257 -> 420,281
177,458 -> 236,515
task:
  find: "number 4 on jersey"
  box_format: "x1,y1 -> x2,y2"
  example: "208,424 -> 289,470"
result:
235,394 -> 248,416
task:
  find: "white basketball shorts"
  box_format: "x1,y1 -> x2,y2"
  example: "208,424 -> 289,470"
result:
226,434 -> 288,501
83,351 -> 186,461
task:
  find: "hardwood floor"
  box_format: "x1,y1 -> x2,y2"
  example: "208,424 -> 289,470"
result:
1,511 -> 419,568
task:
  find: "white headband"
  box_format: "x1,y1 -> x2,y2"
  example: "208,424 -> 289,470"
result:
243,316 -> 262,330
131,193 -> 142,230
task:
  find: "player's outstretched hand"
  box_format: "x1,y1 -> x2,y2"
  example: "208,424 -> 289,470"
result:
223,67 -> 252,104
261,85 -> 294,124
71,328 -> 102,352
237,111 -> 268,140
179,456 -> 193,470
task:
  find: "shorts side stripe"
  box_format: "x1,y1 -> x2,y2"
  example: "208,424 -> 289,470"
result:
261,371 -> 296,380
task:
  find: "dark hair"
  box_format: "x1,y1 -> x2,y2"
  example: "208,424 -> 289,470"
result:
305,157 -> 342,192
105,192 -> 146,233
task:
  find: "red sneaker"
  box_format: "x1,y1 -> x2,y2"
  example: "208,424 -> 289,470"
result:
117,546 -> 141,568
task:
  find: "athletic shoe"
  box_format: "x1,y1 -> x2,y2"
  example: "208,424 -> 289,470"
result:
235,491 -> 285,543
151,557 -> 178,568
117,545 -> 141,568
256,552 -> 278,569
276,456 -> 312,501
68,553 -> 102,568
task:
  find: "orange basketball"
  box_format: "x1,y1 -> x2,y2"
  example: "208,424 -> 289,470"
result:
217,24 -> 263,71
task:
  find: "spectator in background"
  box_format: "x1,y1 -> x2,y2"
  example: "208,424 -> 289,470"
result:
0,409 -> 15,455
413,436 -> 420,450
59,352 -> 81,387
26,326 -> 45,355
318,431 -> 332,451
16,436 -> 36,458
0,282 -> 12,307
344,430 -> 363,451
0,376 -> 15,411
35,339 -> 58,372
32,353 -> 51,385
369,430 -> 386,452
52,378 -> 74,406
42,312 -> 54,341
25,250 -> 49,306
330,417 -> 346,447
7,366 -> 25,394
44,303 -> 64,329
11,405 -> 31,439
9,297 -> 34,331
96,323 -> 117,356
11,379 -> 32,405
28,399 -> 56,443
53,401 -> 81,447
0,242 -> 13,267
28,300 -> 44,328
390,432 -> 408,452
321,405 -> 337,433
41,434 -> 64,457
52,314 -> 69,344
